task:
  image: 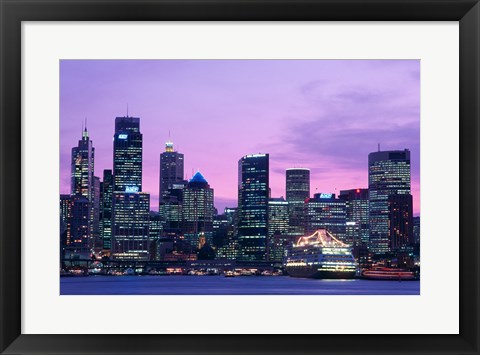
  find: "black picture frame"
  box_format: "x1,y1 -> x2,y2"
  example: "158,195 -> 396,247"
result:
1,0 -> 479,354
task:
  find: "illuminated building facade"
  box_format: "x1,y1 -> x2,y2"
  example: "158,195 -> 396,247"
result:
268,197 -> 290,262
101,169 -> 113,250
286,168 -> 310,236
388,194 -> 414,250
413,216 -> 420,245
159,140 -> 185,206
305,193 -> 347,241
68,195 -> 91,256
182,172 -> 214,247
113,116 -> 143,192
60,194 -> 73,247
339,188 -> 369,246
237,154 -> 269,261
111,115 -> 150,260
111,192 -> 150,260
368,149 -> 411,254
92,176 -> 101,248
70,126 -> 95,242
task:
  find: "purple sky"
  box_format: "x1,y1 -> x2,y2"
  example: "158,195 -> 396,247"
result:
60,60 -> 420,215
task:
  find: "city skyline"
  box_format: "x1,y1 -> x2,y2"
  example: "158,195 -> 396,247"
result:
60,60 -> 420,214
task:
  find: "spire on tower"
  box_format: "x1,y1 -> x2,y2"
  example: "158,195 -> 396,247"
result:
165,131 -> 174,152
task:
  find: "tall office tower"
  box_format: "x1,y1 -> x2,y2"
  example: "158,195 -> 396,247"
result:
111,115 -> 150,260
237,154 -> 269,261
305,193 -> 347,241
388,194 -> 414,250
182,172 -> 214,247
111,192 -> 150,260
286,168 -> 310,236
267,197 -> 289,262
113,116 -> 143,192
339,188 -> 369,246
101,169 -> 113,250
368,149 -> 411,254
70,125 -> 95,246
159,140 -> 185,206
71,126 -> 95,200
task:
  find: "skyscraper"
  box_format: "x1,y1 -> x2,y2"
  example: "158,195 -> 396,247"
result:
71,126 -> 95,201
113,116 -> 143,193
339,188 -> 369,246
159,140 -> 185,207
268,197 -> 290,262
70,125 -> 95,251
182,171 -> 214,247
388,194 -> 414,250
368,149 -> 411,254
101,169 -> 113,250
237,154 -> 269,261
111,115 -> 150,260
286,168 -> 310,235
305,193 -> 347,241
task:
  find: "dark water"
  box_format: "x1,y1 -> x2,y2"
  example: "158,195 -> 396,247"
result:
60,275 -> 420,295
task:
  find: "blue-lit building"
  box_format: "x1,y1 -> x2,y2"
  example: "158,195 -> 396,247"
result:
182,171 -> 214,248
111,115 -> 150,260
305,193 -> 347,241
368,149 -> 411,254
237,154 -> 269,261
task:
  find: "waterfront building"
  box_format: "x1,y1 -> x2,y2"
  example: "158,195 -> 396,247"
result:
113,116 -> 143,192
237,154 -> 269,261
286,168 -> 310,236
182,171 -> 214,248
305,193 -> 347,241
159,182 -> 185,231
159,139 -> 185,206
111,115 -> 150,260
101,169 -> 113,250
68,194 -> 91,257
368,149 -> 411,254
111,192 -> 150,260
339,188 -> 369,246
70,125 -> 95,241
149,211 -> 163,241
388,194 -> 414,250
268,197 -> 290,262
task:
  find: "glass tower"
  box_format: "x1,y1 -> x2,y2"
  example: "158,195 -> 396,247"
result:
305,193 -> 347,241
111,115 -> 150,260
101,169 -> 113,250
268,197 -> 289,262
113,116 -> 143,192
286,168 -> 310,236
368,149 -> 411,254
159,140 -> 185,207
237,154 -> 269,261
339,188 -> 369,246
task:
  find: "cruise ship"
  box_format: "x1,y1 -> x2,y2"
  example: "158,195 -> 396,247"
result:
284,229 -> 357,279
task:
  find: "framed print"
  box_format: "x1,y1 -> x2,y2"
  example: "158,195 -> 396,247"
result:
0,0 -> 479,354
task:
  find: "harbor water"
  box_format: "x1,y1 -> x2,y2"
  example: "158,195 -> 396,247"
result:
60,275 -> 420,295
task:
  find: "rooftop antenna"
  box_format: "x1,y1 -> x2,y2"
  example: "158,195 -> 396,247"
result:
126,103 -> 129,117
378,143 -> 380,152
85,117 -> 87,131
